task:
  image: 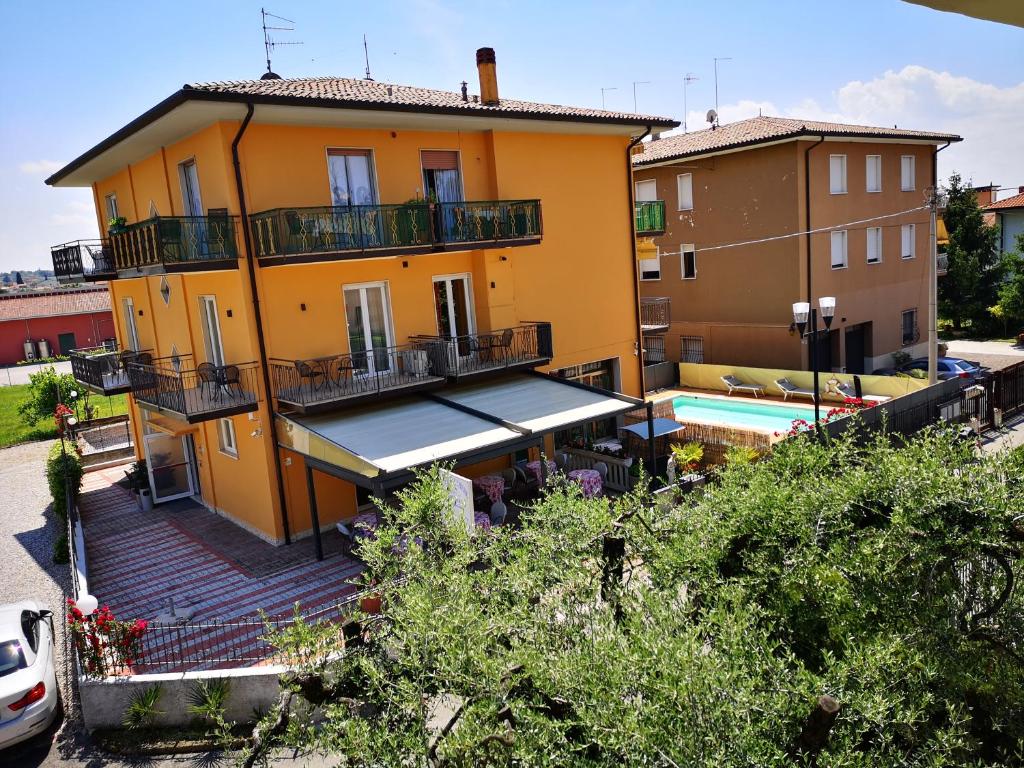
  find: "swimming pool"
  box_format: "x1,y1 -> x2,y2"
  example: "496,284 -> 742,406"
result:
671,395 -> 814,433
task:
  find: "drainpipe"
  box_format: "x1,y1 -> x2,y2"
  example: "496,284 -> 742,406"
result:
627,126 -> 652,395
803,135 -> 826,370
928,140 -> 952,385
231,103 -> 292,546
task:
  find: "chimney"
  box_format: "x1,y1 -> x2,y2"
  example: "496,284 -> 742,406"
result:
476,47 -> 499,106
1019,186 -> 1024,195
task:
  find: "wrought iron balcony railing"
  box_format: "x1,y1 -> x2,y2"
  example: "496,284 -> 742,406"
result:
412,323 -> 553,381
127,357 -> 260,423
635,200 -> 666,236
69,345 -> 151,395
249,200 -> 542,263
640,297 -> 671,332
51,240 -> 115,284
108,215 -> 241,275
270,341 -> 447,413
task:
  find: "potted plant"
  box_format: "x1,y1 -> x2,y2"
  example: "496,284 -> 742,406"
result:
108,216 -> 128,235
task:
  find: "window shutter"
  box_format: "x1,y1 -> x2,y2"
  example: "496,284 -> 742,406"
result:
421,150 -> 459,170
831,230 -> 847,268
901,224 -> 915,258
866,155 -> 881,192
901,156 -> 915,191
635,179 -> 657,202
677,174 -> 693,211
830,155 -> 846,194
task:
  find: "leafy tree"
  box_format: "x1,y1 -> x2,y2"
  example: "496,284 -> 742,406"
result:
19,365 -> 79,426
994,232 -> 1024,330
14,271 -> 23,285
938,173 -> 1004,331
245,430 -> 1024,767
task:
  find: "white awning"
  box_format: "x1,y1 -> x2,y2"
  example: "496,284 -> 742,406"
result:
276,373 -> 642,485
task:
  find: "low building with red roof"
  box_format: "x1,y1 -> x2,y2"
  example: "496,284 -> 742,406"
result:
0,286 -> 114,365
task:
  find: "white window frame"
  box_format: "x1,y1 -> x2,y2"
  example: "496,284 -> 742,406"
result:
676,173 -> 694,211
104,193 -> 119,222
829,154 -> 847,195
198,295 -> 226,367
177,158 -> 203,217
122,297 -> 140,351
217,417 -> 238,458
866,227 -> 883,264
634,179 -> 657,202
681,243 -> 697,280
901,155 -> 916,192
901,223 -> 916,260
866,155 -> 882,193
639,248 -> 661,281
830,230 -> 848,269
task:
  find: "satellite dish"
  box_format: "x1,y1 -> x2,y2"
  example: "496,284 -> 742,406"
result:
706,109 -> 718,125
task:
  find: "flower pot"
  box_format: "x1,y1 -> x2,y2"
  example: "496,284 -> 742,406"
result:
358,594 -> 382,614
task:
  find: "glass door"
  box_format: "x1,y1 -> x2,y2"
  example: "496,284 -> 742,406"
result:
343,284 -> 394,376
144,430 -> 197,503
328,150 -> 377,248
433,275 -> 475,368
178,159 -> 204,260
122,297 -> 140,351
198,295 -> 225,366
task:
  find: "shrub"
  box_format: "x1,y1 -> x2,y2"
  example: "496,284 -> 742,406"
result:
670,441 -> 704,472
52,533 -> 69,564
47,442 -> 83,519
19,366 -> 80,427
123,684 -> 163,729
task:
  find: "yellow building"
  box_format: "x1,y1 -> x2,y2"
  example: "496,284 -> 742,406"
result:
49,49 -> 676,548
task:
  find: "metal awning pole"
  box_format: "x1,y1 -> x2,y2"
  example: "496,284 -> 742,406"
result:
306,464 -> 323,562
646,402 -> 657,477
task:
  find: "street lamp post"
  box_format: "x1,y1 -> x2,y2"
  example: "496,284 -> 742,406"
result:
792,297 -> 836,434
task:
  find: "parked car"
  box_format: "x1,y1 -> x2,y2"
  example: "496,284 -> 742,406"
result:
899,357 -> 987,384
0,601 -> 59,751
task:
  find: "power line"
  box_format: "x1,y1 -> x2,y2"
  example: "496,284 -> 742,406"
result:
646,205 -> 930,258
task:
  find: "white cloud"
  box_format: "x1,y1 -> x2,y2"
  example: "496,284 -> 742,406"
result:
18,159 -> 63,176
49,199 -> 97,228
669,67 -> 1024,195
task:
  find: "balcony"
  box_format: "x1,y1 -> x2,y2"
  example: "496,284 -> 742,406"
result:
250,200 -> 542,265
635,200 -> 666,236
51,240 -> 115,284
108,215 -> 241,277
270,342 -> 447,414
937,253 -> 948,276
413,323 -> 553,382
640,297 -> 671,333
126,354 -> 260,423
69,346 -> 152,396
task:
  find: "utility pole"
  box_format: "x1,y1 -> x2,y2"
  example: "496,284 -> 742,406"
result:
927,186 -> 940,385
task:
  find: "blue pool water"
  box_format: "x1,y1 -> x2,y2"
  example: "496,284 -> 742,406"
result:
671,395 -> 814,433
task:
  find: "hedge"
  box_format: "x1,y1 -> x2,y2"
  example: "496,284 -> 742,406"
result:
47,442 -> 83,520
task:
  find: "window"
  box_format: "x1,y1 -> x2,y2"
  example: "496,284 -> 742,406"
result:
681,336 -> 704,363
901,223 -> 916,259
104,194 -> 118,222
681,244 -> 697,279
902,309 -> 918,346
866,155 -> 881,193
20,611 -> 39,654
634,179 -> 657,202
122,297 -> 140,351
676,173 -> 693,211
198,296 -> 225,366
830,230 -> 848,269
159,277 -> 171,306
901,155 -> 916,191
218,418 -> 238,457
420,150 -> 462,203
866,227 -> 883,264
829,154 -> 847,194
178,159 -> 203,216
644,335 -> 666,363
640,248 -> 661,281
328,149 -> 378,205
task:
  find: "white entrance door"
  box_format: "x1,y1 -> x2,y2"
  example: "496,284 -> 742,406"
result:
343,283 -> 394,376
144,429 -> 197,503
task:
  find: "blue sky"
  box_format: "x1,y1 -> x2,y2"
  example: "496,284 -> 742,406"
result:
1,0 -> 1022,271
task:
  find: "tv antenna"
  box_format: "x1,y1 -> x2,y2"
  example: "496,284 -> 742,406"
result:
261,8 -> 302,79
600,86 -> 617,110
713,56 -> 732,116
363,34 -> 373,80
632,80 -> 650,113
682,73 -> 699,132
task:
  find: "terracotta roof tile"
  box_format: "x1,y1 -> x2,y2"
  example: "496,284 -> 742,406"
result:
0,288 -> 110,322
634,116 -> 961,166
185,76 -> 677,127
986,192 -> 1024,211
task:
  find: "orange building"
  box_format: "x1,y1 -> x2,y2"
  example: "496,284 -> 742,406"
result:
48,50 -> 676,547
632,117 -> 960,374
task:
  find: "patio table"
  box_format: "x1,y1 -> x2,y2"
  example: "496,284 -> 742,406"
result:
473,474 -> 505,504
568,468 -> 603,498
525,459 -> 557,484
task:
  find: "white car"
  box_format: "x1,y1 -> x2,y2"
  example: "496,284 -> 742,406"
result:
0,601 -> 59,751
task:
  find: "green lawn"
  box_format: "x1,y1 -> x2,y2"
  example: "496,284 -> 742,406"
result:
0,385 -> 129,449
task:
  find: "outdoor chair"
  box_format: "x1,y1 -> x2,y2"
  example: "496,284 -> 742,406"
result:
721,375 -> 766,397
295,359 -> 327,396
474,328 -> 514,363
774,377 -> 817,401
196,362 -> 218,399
501,468 -> 517,496
134,352 -> 153,367
219,365 -> 243,399
489,501 -> 508,526
835,381 -> 891,404
158,218 -> 183,263
593,461 -> 609,481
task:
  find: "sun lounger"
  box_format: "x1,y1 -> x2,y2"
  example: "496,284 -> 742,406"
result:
721,375 -> 766,397
835,381 -> 891,404
774,377 -> 817,401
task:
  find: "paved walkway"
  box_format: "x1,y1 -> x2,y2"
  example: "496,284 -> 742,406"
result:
946,339 -> 1024,372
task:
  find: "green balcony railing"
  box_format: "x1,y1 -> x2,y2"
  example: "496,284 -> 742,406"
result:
250,200 -> 542,261
635,200 -> 666,235
108,215 -> 241,273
